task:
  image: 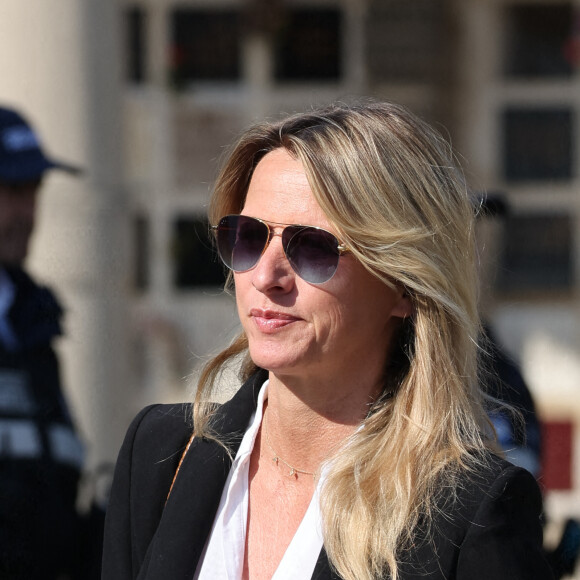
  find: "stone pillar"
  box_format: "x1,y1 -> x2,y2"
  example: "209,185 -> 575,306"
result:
452,0 -> 499,183
0,0 -> 132,467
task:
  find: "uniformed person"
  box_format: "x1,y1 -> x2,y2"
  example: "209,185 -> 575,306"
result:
0,106 -> 83,579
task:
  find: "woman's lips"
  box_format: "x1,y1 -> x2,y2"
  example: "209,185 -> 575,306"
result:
250,309 -> 299,333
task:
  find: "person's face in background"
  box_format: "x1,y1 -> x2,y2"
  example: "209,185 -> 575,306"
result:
0,179 -> 41,267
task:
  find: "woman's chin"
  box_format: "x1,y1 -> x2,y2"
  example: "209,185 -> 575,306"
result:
248,345 -> 304,375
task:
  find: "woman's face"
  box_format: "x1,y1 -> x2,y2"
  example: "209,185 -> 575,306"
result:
234,148 -> 412,388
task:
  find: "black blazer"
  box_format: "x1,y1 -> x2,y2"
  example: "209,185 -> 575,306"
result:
102,370 -> 553,580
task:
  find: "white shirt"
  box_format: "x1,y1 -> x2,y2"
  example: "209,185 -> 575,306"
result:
195,380 -> 325,580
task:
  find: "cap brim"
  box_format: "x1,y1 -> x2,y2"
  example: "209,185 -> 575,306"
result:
0,156 -> 83,182
46,158 -> 84,176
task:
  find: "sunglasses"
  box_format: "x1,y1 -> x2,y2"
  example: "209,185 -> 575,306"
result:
212,214 -> 348,284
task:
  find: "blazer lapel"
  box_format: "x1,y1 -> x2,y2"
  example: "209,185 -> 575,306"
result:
312,548 -> 342,579
136,370 -> 267,580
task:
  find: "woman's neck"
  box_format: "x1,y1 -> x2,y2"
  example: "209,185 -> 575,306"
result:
262,372 -> 378,474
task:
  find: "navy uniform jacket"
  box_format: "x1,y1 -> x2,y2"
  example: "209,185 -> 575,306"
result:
102,370 -> 554,580
0,267 -> 83,579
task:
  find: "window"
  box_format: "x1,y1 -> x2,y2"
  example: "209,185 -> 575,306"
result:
504,4 -> 573,78
172,107 -> 244,189
172,216 -> 226,288
498,213 -> 572,292
170,9 -> 241,87
274,8 -> 342,81
125,6 -> 147,84
366,0 -> 446,83
502,108 -> 573,182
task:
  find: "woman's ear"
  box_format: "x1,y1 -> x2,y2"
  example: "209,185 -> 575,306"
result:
392,288 -> 414,319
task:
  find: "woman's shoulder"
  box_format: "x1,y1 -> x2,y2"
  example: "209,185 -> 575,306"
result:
105,404 -> 195,555
121,403 -> 194,470
400,454 -> 549,579
112,404 -> 194,505
443,452 -> 542,526
128,402 -> 192,439
437,454 -> 544,562
457,452 -> 539,504
130,402 -> 193,436
119,367 -> 266,471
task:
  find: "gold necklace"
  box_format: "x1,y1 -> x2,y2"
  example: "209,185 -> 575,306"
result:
263,408 -> 316,479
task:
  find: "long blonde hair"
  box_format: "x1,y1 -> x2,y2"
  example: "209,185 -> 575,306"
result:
195,101 -> 491,580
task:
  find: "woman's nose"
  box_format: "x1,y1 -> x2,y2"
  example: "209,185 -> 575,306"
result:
250,234 -> 295,293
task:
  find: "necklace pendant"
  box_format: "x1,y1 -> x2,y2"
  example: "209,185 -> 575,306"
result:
272,455 -> 279,465
289,468 -> 295,476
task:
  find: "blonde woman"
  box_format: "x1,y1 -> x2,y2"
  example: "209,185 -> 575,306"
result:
102,102 -> 553,580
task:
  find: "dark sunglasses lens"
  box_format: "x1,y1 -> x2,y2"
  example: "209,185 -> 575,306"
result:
216,215 -> 269,272
284,227 -> 341,284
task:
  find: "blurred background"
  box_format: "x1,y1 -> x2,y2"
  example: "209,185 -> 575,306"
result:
1,0 -> 579,568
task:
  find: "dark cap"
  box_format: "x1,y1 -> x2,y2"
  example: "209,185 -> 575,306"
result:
0,106 -> 82,182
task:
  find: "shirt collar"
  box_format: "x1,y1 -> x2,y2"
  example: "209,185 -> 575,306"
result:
231,378 -> 269,466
